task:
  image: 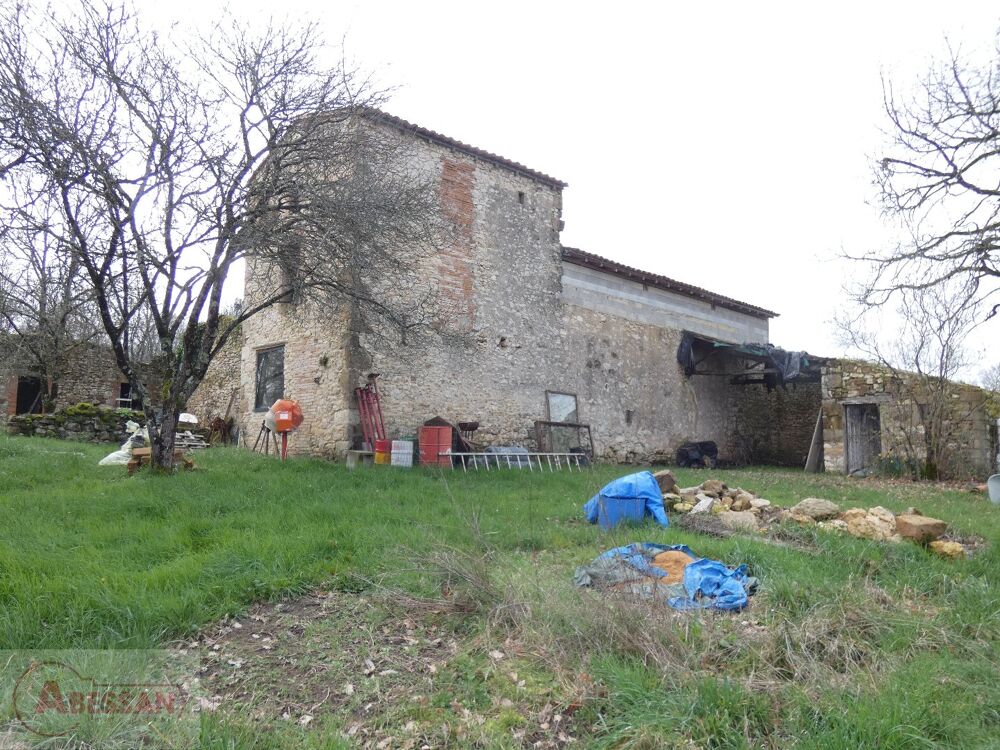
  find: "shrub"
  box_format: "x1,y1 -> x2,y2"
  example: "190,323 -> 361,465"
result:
64,402 -> 98,416
114,408 -> 146,423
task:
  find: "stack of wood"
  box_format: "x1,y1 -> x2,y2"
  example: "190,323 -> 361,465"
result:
175,430 -> 210,449
127,447 -> 195,475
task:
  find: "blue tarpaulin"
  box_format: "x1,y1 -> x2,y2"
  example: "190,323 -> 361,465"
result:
574,542 -> 755,611
668,558 -> 752,611
582,471 -> 668,530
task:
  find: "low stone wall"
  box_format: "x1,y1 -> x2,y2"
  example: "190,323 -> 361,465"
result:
1,337 -> 129,428
6,406 -> 146,443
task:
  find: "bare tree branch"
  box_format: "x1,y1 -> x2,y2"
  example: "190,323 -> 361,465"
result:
835,280 -> 986,478
0,2 -> 445,470
849,37 -> 1000,316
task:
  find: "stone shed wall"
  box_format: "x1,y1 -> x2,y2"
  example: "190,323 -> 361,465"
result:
349,141 -> 771,462
186,327 -> 243,426
821,359 -> 997,479
1,338 -> 128,428
727,381 -> 822,466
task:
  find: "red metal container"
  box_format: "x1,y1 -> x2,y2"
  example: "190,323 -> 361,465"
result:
374,439 -> 391,465
418,426 -> 453,467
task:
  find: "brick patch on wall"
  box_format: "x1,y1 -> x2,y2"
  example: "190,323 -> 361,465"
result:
439,158 -> 477,329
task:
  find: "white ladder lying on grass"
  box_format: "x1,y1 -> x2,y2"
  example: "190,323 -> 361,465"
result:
443,451 -> 589,471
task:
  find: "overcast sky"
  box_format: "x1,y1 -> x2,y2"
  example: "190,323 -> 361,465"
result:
155,0 -> 1000,364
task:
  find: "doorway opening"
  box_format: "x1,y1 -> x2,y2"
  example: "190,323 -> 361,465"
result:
844,402 -> 882,475
15,376 -> 43,415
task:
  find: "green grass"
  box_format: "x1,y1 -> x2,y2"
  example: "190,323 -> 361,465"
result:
2,434 -> 1000,748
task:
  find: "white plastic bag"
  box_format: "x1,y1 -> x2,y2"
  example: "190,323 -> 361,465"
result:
98,422 -> 149,465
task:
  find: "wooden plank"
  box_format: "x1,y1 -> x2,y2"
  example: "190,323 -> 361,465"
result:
804,409 -> 824,473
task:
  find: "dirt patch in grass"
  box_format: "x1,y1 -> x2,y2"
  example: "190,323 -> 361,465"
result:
179,590 -> 583,748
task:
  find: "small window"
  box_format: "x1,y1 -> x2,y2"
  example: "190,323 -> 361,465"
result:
517,191 -> 525,205
546,391 -> 578,423
255,346 -> 285,411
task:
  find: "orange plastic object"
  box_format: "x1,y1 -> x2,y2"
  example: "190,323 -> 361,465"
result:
270,399 -> 304,433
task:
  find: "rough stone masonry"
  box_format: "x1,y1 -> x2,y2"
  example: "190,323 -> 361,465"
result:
190,111 -> 818,463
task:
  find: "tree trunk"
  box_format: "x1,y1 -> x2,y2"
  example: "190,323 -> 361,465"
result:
149,405 -> 179,471
43,378 -> 58,413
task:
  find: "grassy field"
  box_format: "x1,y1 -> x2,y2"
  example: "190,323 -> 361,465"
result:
1,434 -> 999,748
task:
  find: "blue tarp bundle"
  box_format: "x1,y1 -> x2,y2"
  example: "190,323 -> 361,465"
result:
574,542 -> 755,611
582,471 -> 668,530
669,558 -> 752,611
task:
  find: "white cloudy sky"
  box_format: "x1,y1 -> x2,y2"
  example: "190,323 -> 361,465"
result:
150,0 -> 999,365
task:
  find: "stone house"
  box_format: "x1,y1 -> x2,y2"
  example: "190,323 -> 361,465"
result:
189,112 -> 826,464
0,335 -> 142,428
821,359 -> 999,479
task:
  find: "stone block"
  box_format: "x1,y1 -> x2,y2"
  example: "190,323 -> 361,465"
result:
690,495 -> 716,514
700,479 -> 726,496
896,514 -> 946,543
929,540 -> 965,559
790,497 -> 841,520
652,469 -> 678,495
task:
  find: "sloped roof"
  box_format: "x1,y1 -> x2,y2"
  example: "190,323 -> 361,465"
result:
561,247 -> 777,319
365,110 -> 567,190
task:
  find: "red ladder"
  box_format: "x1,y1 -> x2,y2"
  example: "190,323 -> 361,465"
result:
354,373 -> 386,449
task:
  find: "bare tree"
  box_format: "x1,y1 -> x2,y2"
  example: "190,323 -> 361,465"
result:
857,35 -> 1000,316
0,192 -> 100,411
836,281 -> 985,479
0,2 -> 443,469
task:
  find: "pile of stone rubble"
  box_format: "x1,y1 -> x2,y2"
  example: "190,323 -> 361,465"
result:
651,470 -> 967,559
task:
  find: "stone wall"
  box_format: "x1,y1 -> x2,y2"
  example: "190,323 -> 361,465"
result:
6,406 -> 145,443
561,263 -> 769,345
1,337 -> 129,428
237,297 -> 355,457
232,120 -> 775,462
186,326 -> 243,426
821,359 -> 997,479
728,381 -> 822,466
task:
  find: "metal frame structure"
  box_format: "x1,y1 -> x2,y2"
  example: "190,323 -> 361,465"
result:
533,420 -> 595,457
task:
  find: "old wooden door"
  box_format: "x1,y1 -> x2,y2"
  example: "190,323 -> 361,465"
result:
845,403 -> 881,475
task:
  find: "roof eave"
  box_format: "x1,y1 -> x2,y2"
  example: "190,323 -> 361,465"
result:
561,247 -> 778,320
363,109 -> 567,190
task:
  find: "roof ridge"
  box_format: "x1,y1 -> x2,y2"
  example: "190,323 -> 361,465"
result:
362,109 -> 567,189
560,246 -> 778,319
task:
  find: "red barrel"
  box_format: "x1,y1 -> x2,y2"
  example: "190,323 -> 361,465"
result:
418,426 -> 453,466
374,439 -> 391,465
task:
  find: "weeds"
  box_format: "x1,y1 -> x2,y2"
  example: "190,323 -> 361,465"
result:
3,437 -> 1000,747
